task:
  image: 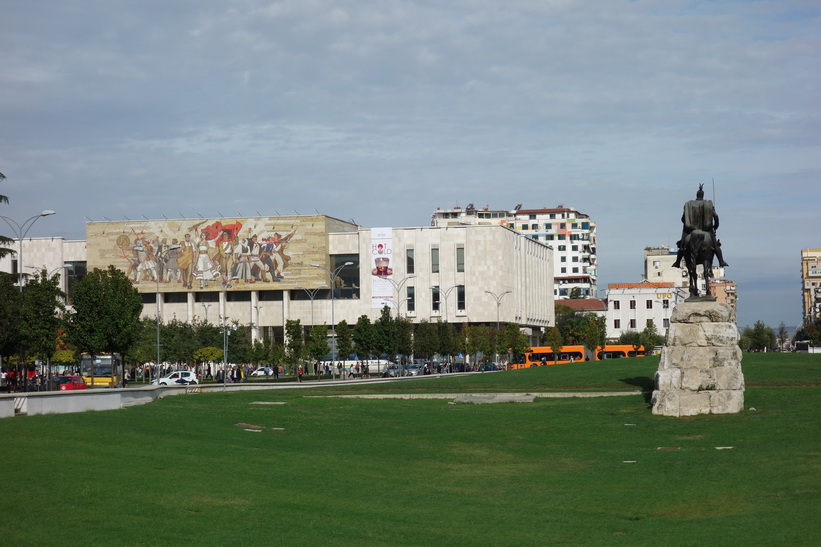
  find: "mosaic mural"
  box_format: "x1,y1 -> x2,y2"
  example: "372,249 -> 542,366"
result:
86,216 -> 355,292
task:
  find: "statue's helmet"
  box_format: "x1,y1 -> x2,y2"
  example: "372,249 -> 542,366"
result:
696,183 -> 705,199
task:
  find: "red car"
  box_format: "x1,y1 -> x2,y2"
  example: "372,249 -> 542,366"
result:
56,376 -> 88,391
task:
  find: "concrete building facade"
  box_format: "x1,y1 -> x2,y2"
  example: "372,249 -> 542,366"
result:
431,203 -> 596,299
801,249 -> 821,322
605,282 -> 688,340
3,216 -> 554,349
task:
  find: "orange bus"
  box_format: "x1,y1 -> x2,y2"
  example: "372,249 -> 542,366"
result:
512,345 -> 591,369
596,345 -> 646,360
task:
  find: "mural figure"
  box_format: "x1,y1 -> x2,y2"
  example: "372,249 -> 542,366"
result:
193,231 -> 221,289
178,233 -> 195,289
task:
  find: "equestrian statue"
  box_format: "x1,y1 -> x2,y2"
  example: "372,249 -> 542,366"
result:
672,184 -> 729,299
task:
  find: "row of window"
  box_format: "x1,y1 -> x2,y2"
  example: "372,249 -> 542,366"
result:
407,246 -> 465,275
612,299 -> 670,310
613,318 -> 670,329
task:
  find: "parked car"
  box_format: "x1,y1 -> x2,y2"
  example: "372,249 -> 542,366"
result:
407,364 -> 421,376
56,375 -> 88,391
250,367 -> 276,377
152,371 -> 198,386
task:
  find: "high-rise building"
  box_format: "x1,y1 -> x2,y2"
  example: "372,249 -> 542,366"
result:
432,204 -> 597,298
801,249 -> 821,322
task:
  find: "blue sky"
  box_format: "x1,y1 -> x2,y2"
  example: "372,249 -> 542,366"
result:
1,0 -> 819,329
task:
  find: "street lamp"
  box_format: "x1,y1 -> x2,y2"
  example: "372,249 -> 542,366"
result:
1,209 -> 56,292
485,290 -> 512,366
252,304 -> 264,343
136,247 -> 162,386
430,285 -> 458,322
311,261 -> 353,380
381,275 -> 415,318
201,303 -> 212,324
295,285 -> 328,328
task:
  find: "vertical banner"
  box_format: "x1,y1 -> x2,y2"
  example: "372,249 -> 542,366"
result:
371,227 -> 394,309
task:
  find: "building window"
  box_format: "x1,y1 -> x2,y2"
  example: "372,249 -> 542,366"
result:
431,286 -> 440,312
457,285 -> 466,311
572,256 -> 579,262
431,248 -> 439,273
406,285 -> 415,313
561,256 -> 567,263
456,246 -> 465,273
629,300 -> 636,310
544,223 -> 552,230
613,301 -> 620,310
614,319 -> 621,329
557,245 -> 566,251
406,248 -> 414,274
646,300 -> 653,309
663,318 -> 670,328
663,299 -> 669,309
572,267 -> 579,273
560,267 -> 566,273
629,319 -> 636,329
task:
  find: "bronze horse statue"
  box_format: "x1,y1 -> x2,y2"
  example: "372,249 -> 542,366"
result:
682,229 -> 715,299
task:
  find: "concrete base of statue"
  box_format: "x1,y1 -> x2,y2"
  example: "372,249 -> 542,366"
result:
651,301 -> 745,417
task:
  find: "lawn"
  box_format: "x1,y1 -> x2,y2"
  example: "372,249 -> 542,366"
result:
1,353 -> 819,545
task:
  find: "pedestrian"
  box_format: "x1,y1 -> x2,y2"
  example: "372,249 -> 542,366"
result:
297,366 -> 303,383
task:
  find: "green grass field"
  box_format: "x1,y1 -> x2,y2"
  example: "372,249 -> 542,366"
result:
2,353 -> 819,545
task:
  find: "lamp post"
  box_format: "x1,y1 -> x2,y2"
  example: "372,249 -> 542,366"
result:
311,262 -> 353,380
382,275 -> 415,318
295,285 -> 327,328
252,304 -> 264,344
431,285 -> 458,322
485,290 -> 512,366
202,303 -> 211,324
136,247 -> 162,386
1,209 -> 56,292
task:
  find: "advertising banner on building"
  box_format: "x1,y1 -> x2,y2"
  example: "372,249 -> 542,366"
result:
371,227 -> 394,309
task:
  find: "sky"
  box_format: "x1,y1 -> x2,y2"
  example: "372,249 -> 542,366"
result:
1,0 -> 819,330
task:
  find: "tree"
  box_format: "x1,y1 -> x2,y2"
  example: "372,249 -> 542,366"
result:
777,322 -> 789,351
20,268 -> 65,367
396,318 -> 414,360
545,326 -> 563,362
639,320 -> 665,353
193,346 -> 223,364
437,320 -> 457,362
568,287 -> 583,299
413,320 -> 439,360
307,324 -> 330,363
373,306 -> 396,358
0,273 -> 22,366
618,330 -> 643,352
499,322 -> 530,364
284,319 -> 304,367
352,315 -> 375,360
740,321 -> 776,351
335,320 -> 353,361
579,314 -> 607,355
65,266 -> 142,385
0,172 -> 15,260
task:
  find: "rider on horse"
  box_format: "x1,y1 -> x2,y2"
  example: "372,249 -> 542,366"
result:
672,184 -> 729,269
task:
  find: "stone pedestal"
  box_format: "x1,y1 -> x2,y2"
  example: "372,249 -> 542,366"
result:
651,301 -> 744,417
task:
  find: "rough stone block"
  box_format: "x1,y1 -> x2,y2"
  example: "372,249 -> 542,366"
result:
660,346 -> 742,369
666,323 -> 739,348
681,368 -> 716,391
713,367 -> 745,390
651,390 -> 679,416
709,390 -> 745,414
655,369 -> 681,391
671,302 -> 735,324
677,392 -> 712,416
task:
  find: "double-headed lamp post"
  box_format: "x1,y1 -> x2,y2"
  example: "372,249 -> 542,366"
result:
485,290 -> 511,366
430,285 -> 458,322
311,262 -> 353,380
1,209 -> 56,292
